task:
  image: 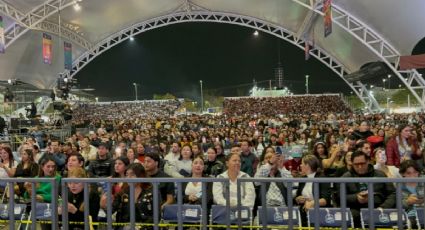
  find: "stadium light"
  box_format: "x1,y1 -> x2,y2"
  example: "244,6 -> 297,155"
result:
253,30 -> 259,36
129,36 -> 134,41
200,80 -> 204,112
133,83 -> 138,101
73,3 -> 81,11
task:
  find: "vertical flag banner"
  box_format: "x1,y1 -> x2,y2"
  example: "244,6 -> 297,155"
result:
323,0 -> 332,37
305,40 -> 310,61
0,16 -> 5,54
42,33 -> 53,64
64,41 -> 72,70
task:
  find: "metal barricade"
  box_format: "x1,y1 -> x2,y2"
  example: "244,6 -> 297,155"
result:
1,177 -> 425,230
0,177 -> 58,230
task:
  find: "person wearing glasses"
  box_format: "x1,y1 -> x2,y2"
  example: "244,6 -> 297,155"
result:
338,151 -> 396,227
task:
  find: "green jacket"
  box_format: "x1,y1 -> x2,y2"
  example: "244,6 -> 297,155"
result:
24,174 -> 61,203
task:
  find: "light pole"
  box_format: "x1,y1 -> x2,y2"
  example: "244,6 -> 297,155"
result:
305,75 -> 309,94
133,83 -> 138,101
387,74 -> 391,89
199,80 -> 203,113
382,78 -> 386,90
386,97 -> 390,109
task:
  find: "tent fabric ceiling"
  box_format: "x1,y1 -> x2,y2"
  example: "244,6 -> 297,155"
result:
0,0 -> 423,89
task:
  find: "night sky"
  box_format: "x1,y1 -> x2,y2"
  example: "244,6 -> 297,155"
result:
75,22 -> 423,101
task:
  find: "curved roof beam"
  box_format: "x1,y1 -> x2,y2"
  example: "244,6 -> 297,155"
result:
292,0 -> 425,108
57,10 -> 379,112
0,0 -> 92,50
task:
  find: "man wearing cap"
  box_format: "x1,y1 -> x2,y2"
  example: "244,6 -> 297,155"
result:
88,143 -> 114,178
283,146 -> 303,177
144,152 -> 174,210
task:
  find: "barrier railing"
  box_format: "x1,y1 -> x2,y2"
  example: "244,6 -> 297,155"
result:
0,177 -> 424,230
0,177 -> 58,230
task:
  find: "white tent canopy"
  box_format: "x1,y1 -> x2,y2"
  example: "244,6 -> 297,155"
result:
0,0 -> 424,96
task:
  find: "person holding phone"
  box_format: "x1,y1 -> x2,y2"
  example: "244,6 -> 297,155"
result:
338,151 -> 396,227
399,160 -> 424,229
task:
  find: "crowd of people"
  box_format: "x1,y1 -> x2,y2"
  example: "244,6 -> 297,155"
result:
223,95 -> 352,116
0,96 -> 424,229
72,100 -> 182,128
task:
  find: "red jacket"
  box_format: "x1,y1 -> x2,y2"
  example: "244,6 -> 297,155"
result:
385,136 -> 420,167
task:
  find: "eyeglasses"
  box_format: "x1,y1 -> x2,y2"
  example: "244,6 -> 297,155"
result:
353,162 -> 367,166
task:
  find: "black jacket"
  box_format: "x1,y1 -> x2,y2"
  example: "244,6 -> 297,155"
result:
339,165 -> 396,209
88,156 -> 114,178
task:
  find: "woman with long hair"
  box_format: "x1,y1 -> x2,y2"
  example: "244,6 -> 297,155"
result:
204,147 -> 225,177
183,155 -> 213,206
113,163 -> 157,230
10,149 -> 39,196
24,156 -> 61,202
0,146 -> 18,191
164,144 -> 193,178
100,156 -> 129,209
386,124 -> 422,167
373,147 -> 400,179
313,141 -> 343,176
126,148 -> 140,164
60,167 -> 100,230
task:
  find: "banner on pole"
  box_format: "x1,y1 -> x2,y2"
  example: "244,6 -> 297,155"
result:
42,33 -> 53,64
323,0 -> 332,37
305,40 -> 310,61
64,41 -> 72,70
0,16 -> 5,54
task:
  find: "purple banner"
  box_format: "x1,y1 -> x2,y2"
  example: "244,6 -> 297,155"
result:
0,16 -> 5,53
64,41 -> 72,70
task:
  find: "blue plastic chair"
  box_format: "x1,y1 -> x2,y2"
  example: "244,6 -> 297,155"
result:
257,206 -> 301,227
162,204 -> 202,223
210,205 -> 251,226
308,208 -> 354,228
360,208 -> 408,229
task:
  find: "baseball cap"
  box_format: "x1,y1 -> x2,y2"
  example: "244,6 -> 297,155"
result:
290,145 -> 303,158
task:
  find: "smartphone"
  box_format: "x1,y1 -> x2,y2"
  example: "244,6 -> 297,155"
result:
276,146 -> 283,155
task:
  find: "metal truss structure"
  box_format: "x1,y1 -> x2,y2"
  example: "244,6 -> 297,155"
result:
0,0 -> 92,50
352,81 -> 380,112
292,0 -> 425,109
56,7 -> 380,111
7,0 -> 419,111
